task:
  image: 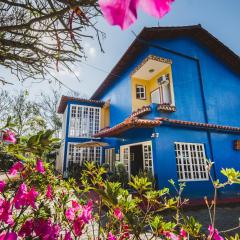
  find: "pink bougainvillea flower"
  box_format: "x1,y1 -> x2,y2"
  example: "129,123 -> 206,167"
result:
163,231 -> 179,240
9,161 -> 24,176
14,183 -> 38,209
34,218 -> 61,240
208,225 -> 224,240
36,159 -> 45,174
64,232 -> 73,240
26,187 -> 38,208
99,0 -> 174,30
0,232 -> 17,240
66,207 -> 76,221
0,199 -> 14,225
46,185 -> 53,200
180,228 -> 187,238
99,0 -> 138,30
18,219 -> 34,238
79,201 -> 93,224
3,130 -> 16,144
73,217 -> 84,236
72,200 -> 81,211
139,0 -> 174,18
114,207 -> 124,220
0,181 -> 6,193
108,232 -> 117,240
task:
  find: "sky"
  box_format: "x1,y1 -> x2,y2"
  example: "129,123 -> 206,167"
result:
1,0 -> 240,99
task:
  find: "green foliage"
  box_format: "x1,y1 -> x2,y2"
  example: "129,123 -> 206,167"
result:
221,168 -> 240,184
182,216 -> 203,238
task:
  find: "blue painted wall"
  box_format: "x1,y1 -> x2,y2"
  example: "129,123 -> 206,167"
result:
61,34 -> 240,199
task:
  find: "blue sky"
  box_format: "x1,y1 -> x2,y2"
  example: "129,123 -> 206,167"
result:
2,0 -> 240,98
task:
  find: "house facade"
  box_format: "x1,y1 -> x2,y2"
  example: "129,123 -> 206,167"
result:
56,25 -> 240,199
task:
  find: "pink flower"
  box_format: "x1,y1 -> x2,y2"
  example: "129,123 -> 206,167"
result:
18,219 -> 34,237
0,232 -> 17,240
66,207 -> 76,221
73,217 -> 84,236
9,161 -> 24,175
46,185 -> 53,199
36,159 -> 45,174
3,130 -> 16,144
14,183 -> 38,209
108,232 -> 117,240
99,0 -> 174,30
64,232 -> 72,240
208,225 -> 224,240
34,218 -> 61,240
79,201 -> 93,224
163,231 -> 179,240
114,207 -> 123,220
0,181 -> 6,193
0,199 -> 14,225
26,187 -> 38,208
180,228 -> 187,238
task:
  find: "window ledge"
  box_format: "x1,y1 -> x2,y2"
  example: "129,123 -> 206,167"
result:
157,104 -> 176,112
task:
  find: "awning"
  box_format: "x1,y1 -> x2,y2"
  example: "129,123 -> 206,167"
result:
75,141 -> 109,148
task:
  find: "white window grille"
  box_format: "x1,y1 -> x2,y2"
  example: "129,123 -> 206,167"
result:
69,105 -> 101,138
67,143 -> 102,167
136,85 -> 146,99
174,142 -> 209,181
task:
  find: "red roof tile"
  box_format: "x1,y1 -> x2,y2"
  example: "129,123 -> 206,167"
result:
94,117 -> 240,137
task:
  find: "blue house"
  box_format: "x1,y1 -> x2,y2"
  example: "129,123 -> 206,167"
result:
56,25 -> 240,200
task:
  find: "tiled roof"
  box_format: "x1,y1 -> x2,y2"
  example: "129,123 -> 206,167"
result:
158,118 -> 240,132
157,104 -> 176,112
94,117 -> 240,138
91,25 -> 240,100
57,95 -> 105,114
130,105 -> 151,118
94,117 -> 160,137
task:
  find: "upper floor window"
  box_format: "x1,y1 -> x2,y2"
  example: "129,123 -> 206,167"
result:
69,105 -> 100,138
136,85 -> 146,100
174,142 -> 209,181
158,73 -> 172,105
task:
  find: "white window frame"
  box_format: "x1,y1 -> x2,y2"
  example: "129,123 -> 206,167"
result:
174,142 -> 209,182
68,104 -> 101,138
67,143 -> 102,169
136,85 -> 146,100
157,73 -> 175,106
105,148 -> 115,171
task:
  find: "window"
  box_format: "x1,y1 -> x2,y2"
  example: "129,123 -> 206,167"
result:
174,142 -> 209,181
105,148 -> 115,171
69,105 -> 101,138
151,88 -> 161,104
68,143 -> 102,167
136,85 -> 146,99
157,73 -> 173,105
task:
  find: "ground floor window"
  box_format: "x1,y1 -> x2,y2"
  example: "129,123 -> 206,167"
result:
174,142 -> 209,181
67,143 -> 102,167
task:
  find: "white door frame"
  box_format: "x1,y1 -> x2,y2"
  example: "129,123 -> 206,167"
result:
120,141 -> 154,177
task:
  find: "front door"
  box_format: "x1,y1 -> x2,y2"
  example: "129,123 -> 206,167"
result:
120,141 -> 153,178
120,145 -> 130,178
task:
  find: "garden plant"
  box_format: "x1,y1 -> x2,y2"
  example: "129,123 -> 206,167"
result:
0,121 -> 240,239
